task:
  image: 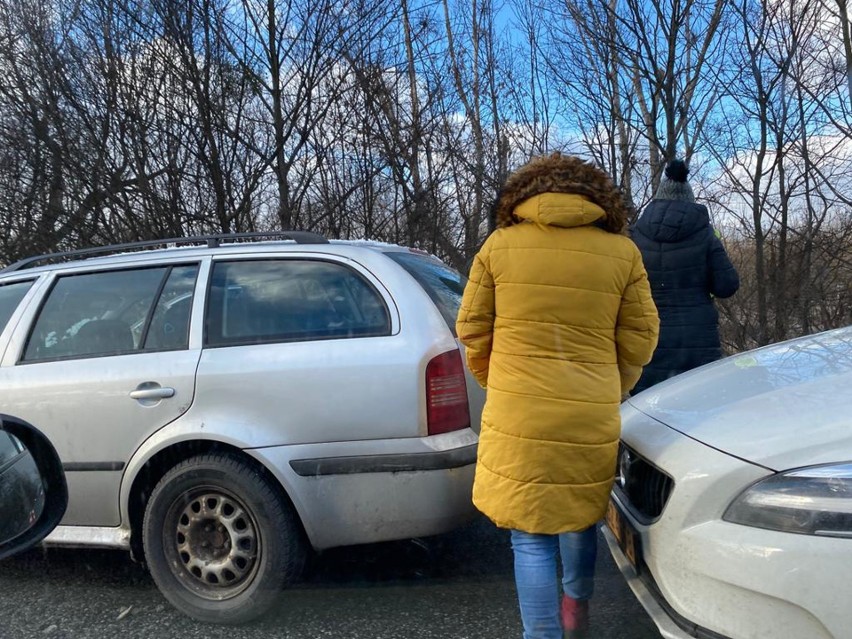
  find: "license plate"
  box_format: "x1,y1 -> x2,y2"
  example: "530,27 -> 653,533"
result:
605,499 -> 641,569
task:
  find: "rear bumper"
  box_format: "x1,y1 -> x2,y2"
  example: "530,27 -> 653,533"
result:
250,429 -> 479,549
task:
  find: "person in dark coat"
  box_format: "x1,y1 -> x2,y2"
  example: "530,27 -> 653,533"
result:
631,159 -> 739,394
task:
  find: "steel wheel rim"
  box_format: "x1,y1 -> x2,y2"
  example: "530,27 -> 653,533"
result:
164,487 -> 261,599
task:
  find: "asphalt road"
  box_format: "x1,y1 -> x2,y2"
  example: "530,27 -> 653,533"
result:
0,516 -> 662,639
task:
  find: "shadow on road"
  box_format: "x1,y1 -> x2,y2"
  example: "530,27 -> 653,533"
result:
4,516 -> 512,588
0,516 -> 661,639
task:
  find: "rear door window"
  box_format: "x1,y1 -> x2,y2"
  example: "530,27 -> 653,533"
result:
23,265 -> 199,362
0,280 -> 34,334
205,259 -> 391,347
386,252 -> 466,335
142,265 -> 199,351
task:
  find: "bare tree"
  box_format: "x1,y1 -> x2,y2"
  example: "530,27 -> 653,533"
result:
621,0 -> 730,186
828,0 -> 852,104
541,0 -> 640,207
708,0 -> 852,348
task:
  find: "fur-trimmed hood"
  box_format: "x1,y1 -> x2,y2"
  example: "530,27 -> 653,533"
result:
514,193 -> 607,229
493,153 -> 631,234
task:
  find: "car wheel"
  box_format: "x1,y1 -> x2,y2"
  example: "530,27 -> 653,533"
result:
142,453 -> 305,624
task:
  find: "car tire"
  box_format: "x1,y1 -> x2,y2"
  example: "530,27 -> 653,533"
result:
142,453 -> 305,624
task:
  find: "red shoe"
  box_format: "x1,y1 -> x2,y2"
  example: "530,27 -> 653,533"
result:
561,595 -> 590,639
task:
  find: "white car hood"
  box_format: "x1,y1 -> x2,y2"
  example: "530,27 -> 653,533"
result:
628,326 -> 852,471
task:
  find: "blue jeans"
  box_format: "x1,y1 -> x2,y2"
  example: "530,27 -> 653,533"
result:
510,526 -> 598,639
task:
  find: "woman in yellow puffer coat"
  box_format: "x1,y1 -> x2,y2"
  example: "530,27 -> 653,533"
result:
457,153 -> 659,639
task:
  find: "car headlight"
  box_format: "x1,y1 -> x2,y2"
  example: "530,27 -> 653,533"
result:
724,463 -> 852,537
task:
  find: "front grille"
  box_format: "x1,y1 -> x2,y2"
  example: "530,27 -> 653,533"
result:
614,443 -> 673,522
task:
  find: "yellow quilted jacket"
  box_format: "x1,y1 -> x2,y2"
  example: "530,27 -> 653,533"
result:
456,192 -> 659,533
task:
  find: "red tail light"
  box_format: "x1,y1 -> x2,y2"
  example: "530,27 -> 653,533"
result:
426,349 -> 470,435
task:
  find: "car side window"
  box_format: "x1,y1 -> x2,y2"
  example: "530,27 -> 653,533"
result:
142,265 -> 199,351
205,259 -> 391,347
0,281 -> 34,335
386,252 -> 465,336
23,267 -> 169,362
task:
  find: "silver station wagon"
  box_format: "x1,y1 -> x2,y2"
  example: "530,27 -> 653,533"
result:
0,232 -> 483,623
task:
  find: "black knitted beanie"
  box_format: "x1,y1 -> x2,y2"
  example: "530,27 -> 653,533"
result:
655,159 -> 695,202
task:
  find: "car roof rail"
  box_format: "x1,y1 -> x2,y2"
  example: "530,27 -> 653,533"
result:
0,231 -> 330,274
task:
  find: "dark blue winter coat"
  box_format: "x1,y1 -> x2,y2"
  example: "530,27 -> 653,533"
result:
631,199 -> 739,394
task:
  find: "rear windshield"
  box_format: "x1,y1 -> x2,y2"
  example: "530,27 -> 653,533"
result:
387,252 -> 466,335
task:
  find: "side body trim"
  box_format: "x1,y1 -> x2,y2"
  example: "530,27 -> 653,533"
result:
289,443 -> 477,476
63,462 -> 126,472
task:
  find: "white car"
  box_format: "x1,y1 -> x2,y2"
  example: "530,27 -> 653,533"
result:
605,326 -> 852,639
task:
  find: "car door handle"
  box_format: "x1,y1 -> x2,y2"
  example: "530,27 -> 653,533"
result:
129,387 -> 175,400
